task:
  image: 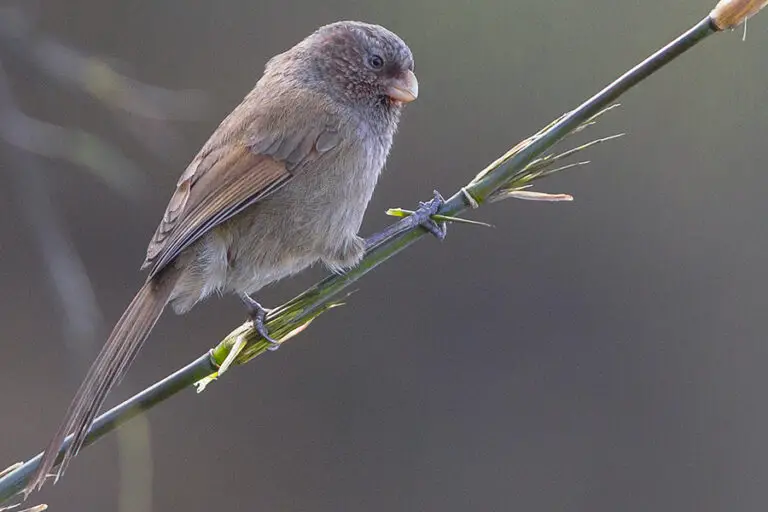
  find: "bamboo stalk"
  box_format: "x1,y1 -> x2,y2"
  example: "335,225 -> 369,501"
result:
3,1 -> 764,504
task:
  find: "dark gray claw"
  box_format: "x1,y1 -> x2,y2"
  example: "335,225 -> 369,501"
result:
415,190 -> 447,240
240,294 -> 280,351
364,190 -> 448,250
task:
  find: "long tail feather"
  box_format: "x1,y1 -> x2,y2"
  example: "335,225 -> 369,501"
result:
24,271 -> 178,496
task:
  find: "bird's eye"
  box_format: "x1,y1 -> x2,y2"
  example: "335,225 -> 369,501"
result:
368,54 -> 384,70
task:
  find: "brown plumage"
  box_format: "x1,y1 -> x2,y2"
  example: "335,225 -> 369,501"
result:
26,20 -> 418,496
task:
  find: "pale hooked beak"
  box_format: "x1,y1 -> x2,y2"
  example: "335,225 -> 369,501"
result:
386,69 -> 419,103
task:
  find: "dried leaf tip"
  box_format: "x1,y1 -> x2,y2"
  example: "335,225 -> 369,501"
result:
710,0 -> 768,29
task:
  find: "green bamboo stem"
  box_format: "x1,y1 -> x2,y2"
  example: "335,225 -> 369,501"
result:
0,11 -> 737,505
0,355 -> 216,504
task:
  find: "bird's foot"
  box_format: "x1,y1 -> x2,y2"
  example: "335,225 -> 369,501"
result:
240,294 -> 281,351
414,190 -> 447,240
365,190 -> 447,250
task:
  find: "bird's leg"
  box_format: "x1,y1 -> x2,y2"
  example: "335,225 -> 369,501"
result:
239,294 -> 281,351
365,190 -> 447,250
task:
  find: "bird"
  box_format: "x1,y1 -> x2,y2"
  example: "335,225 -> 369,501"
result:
24,20 -> 441,496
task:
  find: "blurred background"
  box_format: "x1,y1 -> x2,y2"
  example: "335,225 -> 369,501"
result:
1,1 -> 767,511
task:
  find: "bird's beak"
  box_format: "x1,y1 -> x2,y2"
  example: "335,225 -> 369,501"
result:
386,70 -> 419,103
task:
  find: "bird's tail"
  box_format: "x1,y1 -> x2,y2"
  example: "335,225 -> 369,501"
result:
25,270 -> 179,497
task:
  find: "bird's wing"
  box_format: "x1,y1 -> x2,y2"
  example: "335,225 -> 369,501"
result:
142,109 -> 342,278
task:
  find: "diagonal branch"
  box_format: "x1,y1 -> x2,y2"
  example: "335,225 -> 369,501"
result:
1,0 -> 763,505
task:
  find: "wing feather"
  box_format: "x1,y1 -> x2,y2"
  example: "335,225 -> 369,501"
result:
143,148 -> 291,277
141,106 -> 342,278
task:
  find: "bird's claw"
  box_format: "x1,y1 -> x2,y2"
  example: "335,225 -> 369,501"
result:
364,190 -> 448,250
252,307 -> 281,351
414,190 -> 447,240
240,294 -> 281,351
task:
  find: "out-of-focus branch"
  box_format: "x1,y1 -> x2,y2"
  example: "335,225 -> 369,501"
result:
0,61 -> 147,199
0,7 -> 210,510
0,6 -> 208,162
0,6 -> 207,121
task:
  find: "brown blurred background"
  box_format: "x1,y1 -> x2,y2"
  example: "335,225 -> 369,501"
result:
2,1 -> 768,511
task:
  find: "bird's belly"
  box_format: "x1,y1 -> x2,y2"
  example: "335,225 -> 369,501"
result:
227,252 -> 319,296
175,139 -> 385,308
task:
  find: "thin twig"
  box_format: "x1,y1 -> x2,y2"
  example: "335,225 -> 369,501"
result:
1,1 -> 762,503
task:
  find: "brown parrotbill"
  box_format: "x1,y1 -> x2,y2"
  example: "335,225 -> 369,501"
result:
27,20 -> 428,495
